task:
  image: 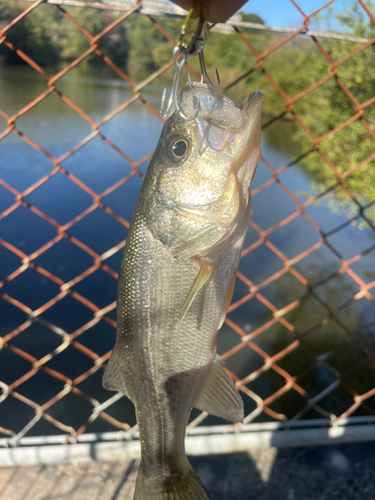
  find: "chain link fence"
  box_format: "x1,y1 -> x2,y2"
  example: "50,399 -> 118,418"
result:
0,0 -> 375,450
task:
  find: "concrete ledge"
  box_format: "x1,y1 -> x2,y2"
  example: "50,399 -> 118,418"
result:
2,421 -> 375,467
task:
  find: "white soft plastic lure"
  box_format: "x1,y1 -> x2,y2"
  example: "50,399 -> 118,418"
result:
104,82 -> 264,500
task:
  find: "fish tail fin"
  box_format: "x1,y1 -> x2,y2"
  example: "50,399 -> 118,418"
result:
134,464 -> 211,500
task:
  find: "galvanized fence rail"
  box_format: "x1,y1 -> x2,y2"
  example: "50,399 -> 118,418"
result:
0,0 -> 375,452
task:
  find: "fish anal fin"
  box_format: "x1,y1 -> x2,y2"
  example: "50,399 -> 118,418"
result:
176,261 -> 215,329
102,349 -> 132,401
195,359 -> 244,423
216,353 -> 225,365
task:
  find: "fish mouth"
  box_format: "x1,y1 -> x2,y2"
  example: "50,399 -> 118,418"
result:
230,90 -> 264,181
238,90 -> 264,140
239,90 -> 264,113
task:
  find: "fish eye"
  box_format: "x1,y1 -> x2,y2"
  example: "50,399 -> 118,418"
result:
165,136 -> 189,164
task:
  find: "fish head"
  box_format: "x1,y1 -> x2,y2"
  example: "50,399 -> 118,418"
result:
145,82 -> 264,259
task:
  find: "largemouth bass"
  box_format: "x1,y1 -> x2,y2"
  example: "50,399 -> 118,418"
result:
103,82 -> 264,500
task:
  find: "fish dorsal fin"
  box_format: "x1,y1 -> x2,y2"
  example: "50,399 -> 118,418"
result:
176,261 -> 215,330
102,349 -> 132,402
194,359 -> 244,423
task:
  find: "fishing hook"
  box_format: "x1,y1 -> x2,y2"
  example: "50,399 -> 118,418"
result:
199,49 -> 220,87
160,46 -> 200,121
159,47 -> 220,120
159,1 -> 220,120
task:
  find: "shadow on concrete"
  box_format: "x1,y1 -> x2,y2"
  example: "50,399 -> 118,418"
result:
191,441 -> 375,500
1,441 -> 375,499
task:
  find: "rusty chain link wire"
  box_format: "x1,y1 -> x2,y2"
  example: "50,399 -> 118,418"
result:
0,0 -> 375,447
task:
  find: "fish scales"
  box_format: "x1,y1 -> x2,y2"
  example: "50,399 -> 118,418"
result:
104,82 -> 264,500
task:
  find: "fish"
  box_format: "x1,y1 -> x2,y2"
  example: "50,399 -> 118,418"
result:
103,81 -> 264,500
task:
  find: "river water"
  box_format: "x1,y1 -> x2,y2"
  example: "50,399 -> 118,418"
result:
0,66 -> 374,436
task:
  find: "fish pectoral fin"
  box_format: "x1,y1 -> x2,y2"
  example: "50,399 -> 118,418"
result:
102,350 -> 132,401
176,261 -> 215,330
194,359 -> 244,423
171,225 -> 222,259
218,269 -> 237,329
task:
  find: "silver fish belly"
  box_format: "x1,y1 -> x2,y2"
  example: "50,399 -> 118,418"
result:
103,82 -> 264,500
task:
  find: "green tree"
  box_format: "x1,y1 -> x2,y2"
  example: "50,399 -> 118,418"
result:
284,0 -> 375,225
242,13 -> 265,25
0,2 -> 129,69
1,1 -> 373,224
0,2 -> 60,66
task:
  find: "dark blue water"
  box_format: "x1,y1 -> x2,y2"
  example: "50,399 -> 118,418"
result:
0,66 -> 374,437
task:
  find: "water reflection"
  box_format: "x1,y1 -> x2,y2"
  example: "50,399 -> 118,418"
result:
0,66 -> 374,435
